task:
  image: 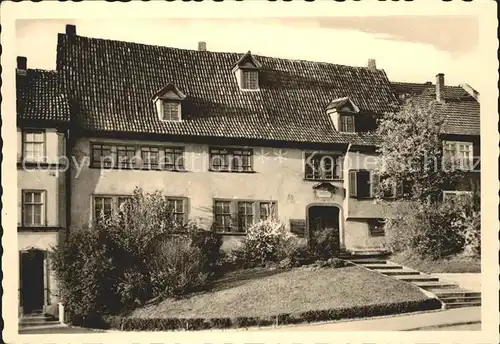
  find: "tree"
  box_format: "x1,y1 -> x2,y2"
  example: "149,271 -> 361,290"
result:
375,99 -> 464,202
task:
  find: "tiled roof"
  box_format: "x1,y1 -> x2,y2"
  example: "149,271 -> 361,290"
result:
391,82 -> 480,136
56,34 -> 399,145
16,69 -> 71,123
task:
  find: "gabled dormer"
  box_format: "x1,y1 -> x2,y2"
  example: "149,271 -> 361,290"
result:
232,51 -> 262,91
326,97 -> 360,132
151,83 -> 187,122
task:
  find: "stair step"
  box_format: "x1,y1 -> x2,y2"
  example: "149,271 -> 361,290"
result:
413,281 -> 458,289
396,275 -> 439,282
432,290 -> 481,298
349,259 -> 388,264
19,320 -> 59,327
361,264 -> 402,269
444,301 -> 481,309
440,296 -> 482,303
381,270 -> 421,276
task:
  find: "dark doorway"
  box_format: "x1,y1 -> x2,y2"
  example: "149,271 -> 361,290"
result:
308,206 -> 340,254
20,250 -> 45,314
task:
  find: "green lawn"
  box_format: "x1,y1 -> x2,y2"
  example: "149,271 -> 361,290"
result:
129,265 -> 430,319
390,252 -> 481,273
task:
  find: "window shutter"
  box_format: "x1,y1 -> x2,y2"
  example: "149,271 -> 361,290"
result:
370,171 -> 380,198
349,170 -> 357,197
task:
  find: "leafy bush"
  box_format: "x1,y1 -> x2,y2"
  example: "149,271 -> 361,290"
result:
385,196 -> 480,260
148,236 -> 209,299
242,219 -> 295,264
51,227 -> 120,318
309,228 -> 340,260
52,187 -> 222,321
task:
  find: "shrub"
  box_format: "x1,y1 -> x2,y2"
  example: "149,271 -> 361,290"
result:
385,196 -> 480,260
148,236 -> 209,299
188,228 -> 223,278
242,219 -> 294,264
51,227 -> 120,317
309,228 -> 340,260
52,187 -> 222,321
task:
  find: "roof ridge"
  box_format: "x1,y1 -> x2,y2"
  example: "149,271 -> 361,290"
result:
58,32 -> 383,72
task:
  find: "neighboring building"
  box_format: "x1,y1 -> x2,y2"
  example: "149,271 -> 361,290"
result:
16,57 -> 71,316
55,25 -> 400,252
392,75 -> 481,199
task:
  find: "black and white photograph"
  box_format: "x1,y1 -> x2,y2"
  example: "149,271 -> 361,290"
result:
1,1 -> 498,342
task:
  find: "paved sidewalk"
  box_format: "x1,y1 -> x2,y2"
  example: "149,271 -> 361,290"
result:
242,307 -> 481,331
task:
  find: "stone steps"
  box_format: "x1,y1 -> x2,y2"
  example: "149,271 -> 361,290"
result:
396,275 -> 440,282
444,301 -> 482,309
381,270 -> 421,276
343,253 -> 481,309
19,313 -> 59,328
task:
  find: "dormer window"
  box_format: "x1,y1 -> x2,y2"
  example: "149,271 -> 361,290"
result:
242,70 -> 259,90
340,115 -> 355,132
326,97 -> 360,133
151,83 -> 187,122
162,101 -> 181,121
232,51 -> 262,91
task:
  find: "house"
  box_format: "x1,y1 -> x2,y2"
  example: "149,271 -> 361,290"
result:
55,24 -> 400,252
16,56 -> 71,316
17,24 -> 481,317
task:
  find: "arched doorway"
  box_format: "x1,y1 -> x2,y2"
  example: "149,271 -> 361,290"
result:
19,249 -> 46,314
307,205 -> 341,253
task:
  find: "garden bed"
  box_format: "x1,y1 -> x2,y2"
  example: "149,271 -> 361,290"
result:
390,252 -> 481,273
86,265 -> 440,331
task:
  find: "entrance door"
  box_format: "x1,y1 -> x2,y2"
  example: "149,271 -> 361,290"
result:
308,206 -> 340,253
20,250 -> 45,314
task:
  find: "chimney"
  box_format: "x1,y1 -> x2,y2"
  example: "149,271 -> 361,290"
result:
198,41 -> 207,52
17,56 -> 27,75
66,24 -> 77,36
367,58 -> 376,70
436,73 -> 445,102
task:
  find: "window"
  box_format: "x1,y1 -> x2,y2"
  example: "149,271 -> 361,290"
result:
117,146 -> 137,168
241,70 -> 259,90
368,218 -> 385,237
162,101 -> 181,121
164,147 -> 185,171
443,141 -> 473,170
442,191 -> 473,203
91,144 -> 115,168
94,196 -> 113,222
91,143 -> 186,171
349,170 -> 376,198
23,131 -> 45,161
141,147 -> 159,169
210,148 -> 253,172
22,190 -> 45,226
214,200 -> 233,232
238,202 -> 255,231
304,153 -> 341,180
340,115 -> 355,132
213,199 -> 277,233
167,198 -> 187,225
259,201 -> 277,221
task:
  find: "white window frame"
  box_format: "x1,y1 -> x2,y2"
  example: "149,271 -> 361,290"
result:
443,141 -> 473,171
442,190 -> 473,202
161,100 -> 182,122
23,131 -> 46,162
22,190 -> 46,227
241,70 -> 259,90
213,199 -> 277,234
